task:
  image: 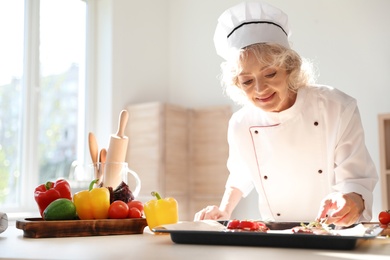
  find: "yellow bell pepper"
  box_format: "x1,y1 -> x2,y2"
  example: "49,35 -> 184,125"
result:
73,179 -> 110,220
144,191 -> 179,230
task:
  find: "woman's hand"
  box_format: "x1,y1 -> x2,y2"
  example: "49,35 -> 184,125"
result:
194,187 -> 242,221
194,205 -> 230,221
316,192 -> 365,227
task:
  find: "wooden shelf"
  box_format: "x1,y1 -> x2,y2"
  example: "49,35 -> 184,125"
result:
378,113 -> 390,209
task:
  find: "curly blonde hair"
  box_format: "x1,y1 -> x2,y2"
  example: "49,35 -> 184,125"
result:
219,43 -> 316,105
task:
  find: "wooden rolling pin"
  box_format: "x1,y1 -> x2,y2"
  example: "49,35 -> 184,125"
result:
104,110 -> 129,188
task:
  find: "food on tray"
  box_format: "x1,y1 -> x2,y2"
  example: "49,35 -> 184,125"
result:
127,200 -> 144,214
378,210 -> 390,225
105,181 -> 134,204
292,221 -> 332,235
227,219 -> 269,232
34,179 -> 72,217
43,198 -> 76,220
33,175 -> 142,221
108,200 -> 130,219
107,200 -> 144,219
73,179 -> 111,220
127,200 -> 144,218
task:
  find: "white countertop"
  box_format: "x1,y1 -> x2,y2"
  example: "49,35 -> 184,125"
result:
1,222 -> 390,260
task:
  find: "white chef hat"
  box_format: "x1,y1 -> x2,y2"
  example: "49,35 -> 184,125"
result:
214,1 -> 291,60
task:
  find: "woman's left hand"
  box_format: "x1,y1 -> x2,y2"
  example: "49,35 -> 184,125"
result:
316,192 -> 365,227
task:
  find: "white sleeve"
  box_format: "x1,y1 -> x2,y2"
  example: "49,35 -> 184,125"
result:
332,101 -> 378,221
225,116 -> 254,198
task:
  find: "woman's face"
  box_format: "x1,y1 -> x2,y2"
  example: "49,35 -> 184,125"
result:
236,51 -> 296,112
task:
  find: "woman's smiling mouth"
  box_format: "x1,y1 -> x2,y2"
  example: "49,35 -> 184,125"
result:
256,92 -> 275,102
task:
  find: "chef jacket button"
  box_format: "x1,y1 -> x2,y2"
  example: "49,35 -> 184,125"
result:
318,169 -> 323,174
277,213 -> 281,217
314,121 -> 319,126
264,175 -> 268,180
254,130 -> 259,134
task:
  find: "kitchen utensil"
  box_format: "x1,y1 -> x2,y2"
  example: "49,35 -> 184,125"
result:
91,162 -> 141,197
88,132 -> 99,179
88,132 -> 99,164
104,110 -> 129,187
97,148 -> 107,184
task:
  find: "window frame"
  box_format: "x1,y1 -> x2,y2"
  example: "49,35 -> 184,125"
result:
4,0 -> 91,216
20,0 -> 41,212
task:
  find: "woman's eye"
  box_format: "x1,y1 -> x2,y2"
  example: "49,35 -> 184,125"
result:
240,79 -> 253,86
265,72 -> 277,78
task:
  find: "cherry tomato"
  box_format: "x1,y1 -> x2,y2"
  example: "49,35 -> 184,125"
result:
127,200 -> 144,214
108,200 -> 129,219
378,210 -> 390,225
257,221 -> 267,228
238,220 -> 258,231
227,219 -> 240,229
226,220 -> 268,231
128,207 -> 142,218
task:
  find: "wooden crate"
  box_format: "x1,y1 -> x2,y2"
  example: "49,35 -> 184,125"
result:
188,106 -> 231,215
378,113 -> 390,210
125,102 -> 189,198
125,102 -> 163,199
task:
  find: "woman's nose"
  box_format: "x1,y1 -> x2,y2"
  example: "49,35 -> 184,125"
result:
254,80 -> 264,92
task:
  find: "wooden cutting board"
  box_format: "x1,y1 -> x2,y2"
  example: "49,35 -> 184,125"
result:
365,222 -> 390,236
16,218 -> 147,238
380,225 -> 390,236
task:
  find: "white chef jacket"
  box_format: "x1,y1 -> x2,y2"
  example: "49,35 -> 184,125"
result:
225,85 -> 378,222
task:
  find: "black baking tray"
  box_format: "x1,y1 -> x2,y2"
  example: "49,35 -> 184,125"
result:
153,222 -> 382,250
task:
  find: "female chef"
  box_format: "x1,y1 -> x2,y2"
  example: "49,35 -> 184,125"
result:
194,1 -> 378,227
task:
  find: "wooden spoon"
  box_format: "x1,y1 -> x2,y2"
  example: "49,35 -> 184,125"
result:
98,148 -> 107,184
99,148 -> 107,164
88,132 -> 99,164
88,132 -> 99,181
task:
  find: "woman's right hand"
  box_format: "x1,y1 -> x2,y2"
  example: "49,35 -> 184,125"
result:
194,205 -> 230,221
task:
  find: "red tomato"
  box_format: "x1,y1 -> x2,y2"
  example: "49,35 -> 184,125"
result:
108,200 -> 129,219
226,220 -> 268,231
227,219 -> 240,229
127,200 -> 144,214
378,210 -> 390,225
128,207 -> 142,218
257,221 -> 267,228
238,220 -> 258,231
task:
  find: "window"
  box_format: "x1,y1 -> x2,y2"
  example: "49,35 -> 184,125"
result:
0,0 -> 87,213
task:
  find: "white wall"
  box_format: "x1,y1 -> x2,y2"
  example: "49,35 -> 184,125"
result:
91,0 -> 170,145
93,0 -> 390,219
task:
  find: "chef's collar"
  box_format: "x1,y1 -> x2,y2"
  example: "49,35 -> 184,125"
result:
263,87 -> 308,124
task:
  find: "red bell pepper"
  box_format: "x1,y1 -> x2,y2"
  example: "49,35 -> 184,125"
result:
34,179 -> 72,217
